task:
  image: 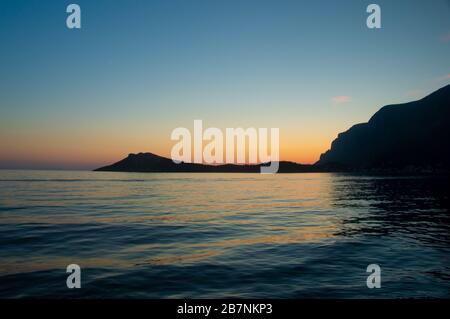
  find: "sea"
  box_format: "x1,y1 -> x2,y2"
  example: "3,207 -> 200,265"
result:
0,170 -> 449,298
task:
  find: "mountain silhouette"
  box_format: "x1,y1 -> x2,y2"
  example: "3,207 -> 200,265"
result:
94,152 -> 322,173
95,84 -> 450,173
317,84 -> 450,171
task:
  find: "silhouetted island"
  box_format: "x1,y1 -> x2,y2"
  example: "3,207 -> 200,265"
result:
94,152 -> 323,173
95,84 -> 450,174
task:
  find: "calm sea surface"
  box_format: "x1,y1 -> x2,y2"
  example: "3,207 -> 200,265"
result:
0,170 -> 449,298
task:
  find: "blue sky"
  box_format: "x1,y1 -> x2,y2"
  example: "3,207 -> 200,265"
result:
0,0 -> 449,169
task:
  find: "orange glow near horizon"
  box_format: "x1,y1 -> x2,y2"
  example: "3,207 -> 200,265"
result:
0,126 -> 334,169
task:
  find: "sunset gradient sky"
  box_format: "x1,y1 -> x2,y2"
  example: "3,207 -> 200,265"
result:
1,0 -> 449,169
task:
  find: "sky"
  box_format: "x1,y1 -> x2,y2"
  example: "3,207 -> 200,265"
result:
0,0 -> 449,170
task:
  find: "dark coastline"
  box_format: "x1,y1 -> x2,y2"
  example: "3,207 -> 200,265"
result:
94,153 -> 450,175
95,85 -> 450,175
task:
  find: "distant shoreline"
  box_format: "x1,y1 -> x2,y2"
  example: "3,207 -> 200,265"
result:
95,85 -> 450,175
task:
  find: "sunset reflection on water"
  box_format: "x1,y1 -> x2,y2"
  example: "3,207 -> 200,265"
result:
0,171 -> 449,298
